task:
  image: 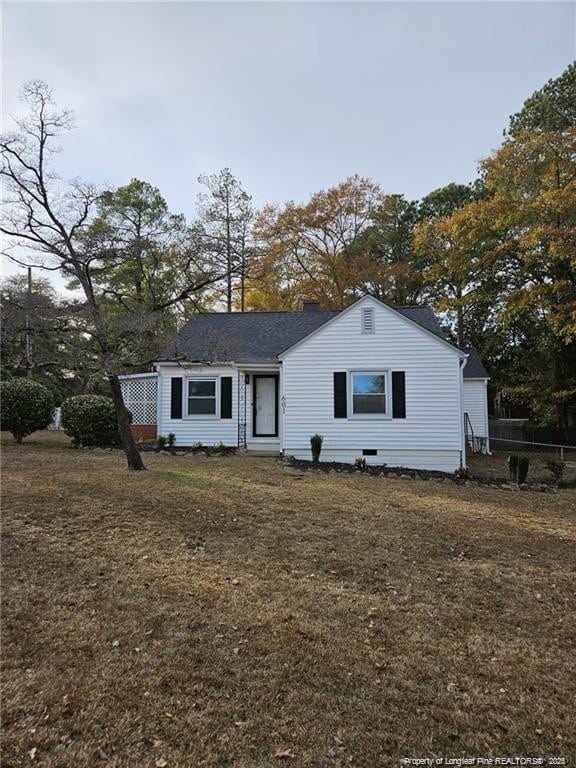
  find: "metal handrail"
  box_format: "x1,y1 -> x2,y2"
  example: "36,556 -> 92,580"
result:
464,412 -> 475,447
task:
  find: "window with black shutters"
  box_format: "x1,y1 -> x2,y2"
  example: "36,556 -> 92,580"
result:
187,378 -> 217,415
351,372 -> 387,415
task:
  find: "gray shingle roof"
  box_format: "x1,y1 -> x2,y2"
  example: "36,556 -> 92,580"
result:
160,310 -> 341,364
159,304 -> 487,378
463,346 -> 489,379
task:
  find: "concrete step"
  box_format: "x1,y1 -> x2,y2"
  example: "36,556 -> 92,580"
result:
246,442 -> 281,456
246,450 -> 282,457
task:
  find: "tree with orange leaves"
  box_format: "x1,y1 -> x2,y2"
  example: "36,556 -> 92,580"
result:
246,175 -> 383,310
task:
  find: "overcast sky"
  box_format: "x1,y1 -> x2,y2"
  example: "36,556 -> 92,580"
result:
2,1 -> 575,287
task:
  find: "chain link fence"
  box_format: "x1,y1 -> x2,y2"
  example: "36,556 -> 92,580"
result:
469,435 -> 576,484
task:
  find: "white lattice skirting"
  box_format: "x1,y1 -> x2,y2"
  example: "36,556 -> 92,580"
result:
120,375 -> 157,425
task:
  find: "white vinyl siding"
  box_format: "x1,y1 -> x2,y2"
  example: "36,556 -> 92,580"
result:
463,379 -> 489,450
281,298 -> 464,472
157,364 -> 237,446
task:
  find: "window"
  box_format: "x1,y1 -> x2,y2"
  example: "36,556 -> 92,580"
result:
187,378 -> 217,415
361,307 -> 375,335
351,372 -> 387,415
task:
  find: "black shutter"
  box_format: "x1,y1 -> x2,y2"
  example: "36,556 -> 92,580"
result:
334,372 -> 347,418
392,371 -> 406,418
220,376 -> 232,419
171,377 -> 183,419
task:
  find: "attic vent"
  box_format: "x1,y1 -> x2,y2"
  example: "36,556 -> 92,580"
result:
361,307 -> 375,335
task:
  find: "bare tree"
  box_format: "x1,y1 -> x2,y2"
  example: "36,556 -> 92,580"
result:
1,81 -> 227,469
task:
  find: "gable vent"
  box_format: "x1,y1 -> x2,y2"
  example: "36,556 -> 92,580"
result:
361,307 -> 375,335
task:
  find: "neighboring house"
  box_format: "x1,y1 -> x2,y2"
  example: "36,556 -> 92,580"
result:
120,295 -> 490,472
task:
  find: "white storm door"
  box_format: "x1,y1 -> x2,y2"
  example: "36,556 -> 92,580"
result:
254,376 -> 277,436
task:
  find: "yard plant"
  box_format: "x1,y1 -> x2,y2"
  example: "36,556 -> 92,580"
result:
508,454 -> 530,484
310,433 -> 323,463
0,377 -> 54,443
546,460 -> 566,481
61,395 -> 126,447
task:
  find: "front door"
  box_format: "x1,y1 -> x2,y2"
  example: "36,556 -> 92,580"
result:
253,375 -> 278,437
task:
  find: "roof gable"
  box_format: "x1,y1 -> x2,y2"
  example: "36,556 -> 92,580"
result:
278,295 -> 465,359
158,295 -> 478,370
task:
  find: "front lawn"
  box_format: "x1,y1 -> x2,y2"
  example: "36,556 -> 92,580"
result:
2,433 -> 575,766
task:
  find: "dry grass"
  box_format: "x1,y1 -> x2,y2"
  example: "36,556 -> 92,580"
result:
2,432 -> 576,767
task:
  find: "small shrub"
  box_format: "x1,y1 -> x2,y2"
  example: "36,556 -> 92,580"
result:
507,454 -> 529,484
0,378 -> 54,443
454,466 -> 472,480
61,395 -> 126,447
191,441 -> 204,451
213,441 -> 227,454
354,457 -> 367,471
517,456 -> 530,484
167,432 -> 176,454
545,460 -> 566,481
156,435 -> 167,452
310,434 -> 324,463
508,455 -> 519,481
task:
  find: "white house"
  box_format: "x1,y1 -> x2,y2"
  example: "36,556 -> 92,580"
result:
120,295 -> 490,472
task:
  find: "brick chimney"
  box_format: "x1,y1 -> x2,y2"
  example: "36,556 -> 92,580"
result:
302,301 -> 320,312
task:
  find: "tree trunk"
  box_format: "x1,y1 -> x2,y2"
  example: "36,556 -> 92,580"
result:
240,252 -> 245,312
226,217 -> 232,312
456,287 -> 464,348
108,373 -> 146,470
556,403 -> 567,431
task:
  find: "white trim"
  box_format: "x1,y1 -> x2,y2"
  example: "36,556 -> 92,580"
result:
278,295 -> 467,360
118,372 -> 156,380
157,369 -> 163,436
238,363 -> 281,372
185,375 -> 220,419
483,379 -> 491,454
458,357 -> 466,468
347,369 -> 392,420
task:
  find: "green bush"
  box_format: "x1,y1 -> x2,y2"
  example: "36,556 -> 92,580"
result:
310,434 -> 324,463
545,460 -> 565,481
507,454 -> 530,484
517,456 -> 530,484
508,455 -> 519,481
0,378 -> 55,442
61,395 -> 126,447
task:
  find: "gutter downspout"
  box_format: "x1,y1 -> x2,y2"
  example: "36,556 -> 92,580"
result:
459,357 -> 467,469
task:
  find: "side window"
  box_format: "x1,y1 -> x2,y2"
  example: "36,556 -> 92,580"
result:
351,372 -> 387,415
187,379 -> 217,415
